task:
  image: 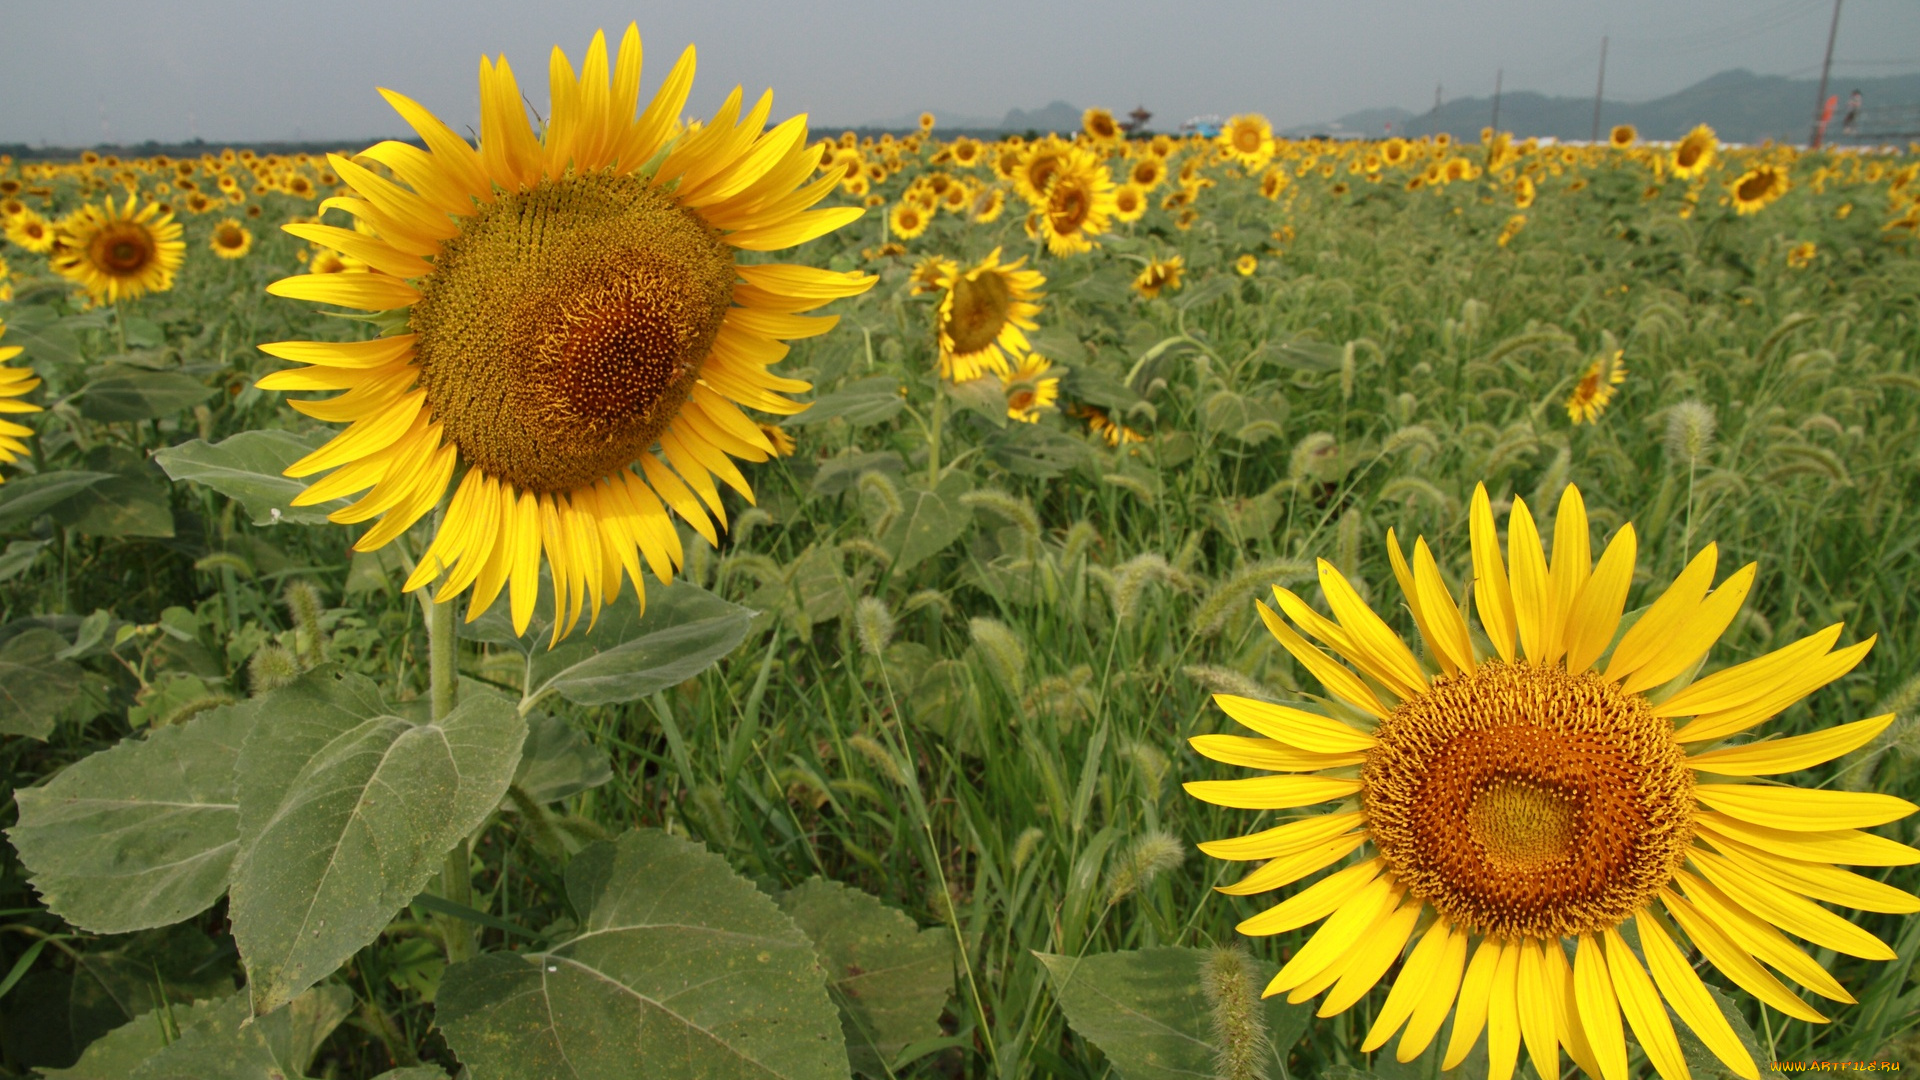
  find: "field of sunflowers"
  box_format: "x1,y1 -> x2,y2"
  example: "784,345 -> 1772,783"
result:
2,24 -> 1920,1080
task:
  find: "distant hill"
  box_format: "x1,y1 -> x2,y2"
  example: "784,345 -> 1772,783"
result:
857,100 -> 1087,136
1293,68 -> 1920,144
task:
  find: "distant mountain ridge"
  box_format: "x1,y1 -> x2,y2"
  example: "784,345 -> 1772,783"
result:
1292,68 -> 1920,144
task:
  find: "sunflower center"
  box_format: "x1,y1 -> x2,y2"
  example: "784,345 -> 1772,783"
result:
410,171 -> 735,495
1049,182 -> 1091,232
1362,661 -> 1694,939
944,271 -> 1013,355
1234,127 -> 1262,153
92,225 -> 154,274
1738,173 -> 1772,200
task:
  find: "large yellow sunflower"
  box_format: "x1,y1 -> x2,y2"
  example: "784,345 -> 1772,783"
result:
259,25 -> 874,640
50,196 -> 185,303
934,247 -> 1044,382
1729,164 -> 1790,215
6,209 -> 57,254
0,320 -> 42,478
1672,124 -> 1718,180
1036,147 -> 1117,256
1185,482 -> 1917,1080
1219,114 -> 1276,170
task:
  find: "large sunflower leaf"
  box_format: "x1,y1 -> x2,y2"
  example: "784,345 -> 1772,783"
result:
786,375 -> 906,428
1034,947 -> 1309,1080
0,470 -> 113,534
228,669 -> 525,1014
45,985 -> 351,1080
0,627 -> 91,739
67,923 -> 239,1050
437,828 -> 850,1080
153,429 -> 342,526
881,470 -> 974,574
513,711 -> 614,805
464,580 -> 753,711
73,367 -> 213,423
779,878 -> 954,1077
10,698 -> 254,930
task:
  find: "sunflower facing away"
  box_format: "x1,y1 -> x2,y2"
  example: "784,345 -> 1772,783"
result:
933,247 -> 1045,382
0,321 -> 42,478
51,196 -> 185,304
1185,482 -> 1917,1080
259,25 -> 873,639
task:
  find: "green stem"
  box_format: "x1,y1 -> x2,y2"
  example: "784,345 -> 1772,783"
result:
425,594 -> 475,963
928,388 -> 945,485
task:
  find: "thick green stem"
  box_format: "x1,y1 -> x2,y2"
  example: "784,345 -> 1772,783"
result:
927,389 -> 945,485
425,595 -> 475,963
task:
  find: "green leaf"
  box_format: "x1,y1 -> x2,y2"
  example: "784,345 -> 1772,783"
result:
53,446 -> 174,539
152,429 -> 342,526
984,425 -> 1097,479
10,699 -> 255,930
0,470 -> 113,533
787,375 -> 906,427
945,376 -> 1010,428
228,669 -> 526,1014
881,470 -> 974,574
3,303 -> 87,366
779,878 -> 954,1078
513,711 -> 614,804
74,367 -> 213,422
67,923 -> 238,1049
1035,947 -> 1308,1080
0,627 -> 89,739
1674,982 -> 1776,1080
372,1069 -> 454,1080
0,539 -> 49,582
811,450 -> 905,497
42,994 -> 234,1080
438,828 -> 850,1080
466,580 -> 754,711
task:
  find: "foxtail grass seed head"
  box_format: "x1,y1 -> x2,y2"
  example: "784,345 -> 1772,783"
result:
1665,399 -> 1718,468
1200,946 -> 1272,1080
859,470 -> 903,536
847,732 -> 907,786
282,579 -> 326,666
1105,830 -> 1187,904
1122,739 -> 1172,794
854,596 -> 896,659
969,617 -> 1028,697
248,643 -> 301,696
1183,664 -> 1284,703
1011,826 -> 1045,874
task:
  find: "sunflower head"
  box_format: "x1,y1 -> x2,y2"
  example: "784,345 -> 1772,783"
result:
1234,253 -> 1258,276
1219,114 -> 1276,169
0,320 -> 42,478
1730,164 -> 1789,214
1083,107 -> 1121,144
209,218 -> 253,259
1673,124 -> 1718,179
4,209 -> 55,254
999,352 -> 1060,423
1609,124 -> 1637,149
49,195 -> 185,304
258,25 -> 874,641
1035,147 -> 1117,256
1566,348 -> 1627,423
1184,480 -> 1916,1080
1132,254 -> 1185,299
935,247 -> 1045,382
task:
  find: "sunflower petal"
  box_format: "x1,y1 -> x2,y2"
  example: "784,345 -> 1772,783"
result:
1507,495 -> 1554,666
1254,602 -> 1390,719
259,335 -> 417,370
1638,909 -> 1760,1080
1604,925 -> 1689,1080
1565,523 -> 1636,675
1686,714 -> 1893,775
1212,695 -> 1377,752
1694,783 -> 1917,831
1688,848 -> 1896,960
1659,887 -> 1829,1023
1469,484 -> 1517,662
1656,624 -> 1846,718
1319,897 -> 1422,1017
1605,542 -> 1718,684
1180,775 -> 1363,810
1363,915 -> 1454,1052
266,272 -> 421,311
1621,562 -> 1756,695
1185,735 -> 1366,772
1693,811 -> 1920,867
1484,942 -> 1523,1080
1317,558 -> 1428,698
1198,809 -> 1368,861
1413,537 -> 1475,674
1234,857 -> 1382,937
1699,829 -> 1920,913
1442,938 -> 1502,1070
1215,832 -> 1371,897
1397,923 -> 1470,1063
1515,939 -> 1561,1080
1573,934 -> 1627,1080
1267,875 -> 1400,995
1675,637 -> 1876,743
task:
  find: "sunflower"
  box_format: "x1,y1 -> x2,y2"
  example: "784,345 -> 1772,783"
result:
756,422 -> 796,458
0,320 -> 43,478
1185,480 -> 1917,1080
1496,215 -> 1526,248
5,209 -> 57,254
1514,175 -> 1535,209
1036,147 -> 1117,256
209,218 -> 253,260
50,195 -> 185,304
1566,349 -> 1627,424
1672,124 -> 1718,180
1235,253 -> 1258,276
1013,136 -> 1074,206
949,137 -> 983,168
1126,156 -> 1166,190
999,352 -> 1059,423
919,112 -> 936,133
909,254 -> 958,296
1073,403 -> 1146,446
258,25 -> 873,640
890,200 -> 932,240
1730,165 -> 1789,215
967,186 -> 1006,224
1219,114 -> 1276,169
1112,184 -> 1148,223
1609,124 -> 1637,149
1786,241 -> 1817,269
1260,168 -> 1291,201
0,255 -> 10,303
933,247 -> 1044,382
1083,107 -> 1121,144
1132,254 -> 1185,299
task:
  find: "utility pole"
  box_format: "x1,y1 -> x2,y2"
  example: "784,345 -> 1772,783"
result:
1492,69 -> 1504,132
1429,83 -> 1442,137
1812,0 -> 1843,147
1590,36 -> 1609,142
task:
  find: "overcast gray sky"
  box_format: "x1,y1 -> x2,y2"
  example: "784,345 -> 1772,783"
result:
3,0 -> 1918,145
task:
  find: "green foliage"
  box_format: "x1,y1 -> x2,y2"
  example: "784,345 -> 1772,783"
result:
153,429 -> 341,525
437,829 -> 850,1080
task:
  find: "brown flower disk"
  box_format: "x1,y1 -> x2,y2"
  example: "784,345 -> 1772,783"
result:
1362,661 -> 1695,939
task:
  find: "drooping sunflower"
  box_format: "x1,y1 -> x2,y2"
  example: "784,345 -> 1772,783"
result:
1729,164 -> 1789,215
1132,254 -> 1185,299
258,25 -> 873,639
999,352 -> 1059,423
933,247 -> 1045,382
1083,107 -> 1122,144
0,320 -> 43,478
1672,124 -> 1718,180
209,218 -> 253,260
49,196 -> 186,304
1219,114 -> 1276,169
1036,147 -> 1116,256
1609,124 -> 1637,149
1566,349 -> 1627,424
1185,481 -> 1917,1080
